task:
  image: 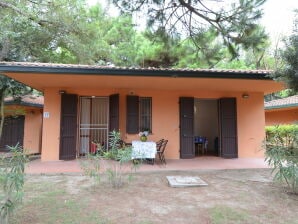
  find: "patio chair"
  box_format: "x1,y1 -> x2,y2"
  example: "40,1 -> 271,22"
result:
146,138 -> 164,165
156,139 -> 168,165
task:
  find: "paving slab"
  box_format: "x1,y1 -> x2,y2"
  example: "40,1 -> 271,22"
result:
166,176 -> 208,187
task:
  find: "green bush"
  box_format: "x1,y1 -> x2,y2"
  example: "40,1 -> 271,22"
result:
265,124 -> 298,194
0,144 -> 29,224
80,131 -> 139,188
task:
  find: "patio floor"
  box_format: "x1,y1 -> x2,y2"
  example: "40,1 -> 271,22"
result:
25,156 -> 270,174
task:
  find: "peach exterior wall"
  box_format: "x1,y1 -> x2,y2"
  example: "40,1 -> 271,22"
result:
265,108 -> 298,126
40,87 -> 266,161
41,88 -> 61,161
23,109 -> 42,154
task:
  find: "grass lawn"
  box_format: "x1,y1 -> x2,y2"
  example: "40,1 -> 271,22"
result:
11,169 -> 298,224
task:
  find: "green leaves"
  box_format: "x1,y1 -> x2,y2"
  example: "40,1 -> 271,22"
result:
265,124 -> 298,194
0,143 -> 28,224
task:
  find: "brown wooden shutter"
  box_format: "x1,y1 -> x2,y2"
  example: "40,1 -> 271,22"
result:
179,97 -> 195,159
126,95 -> 139,134
219,98 -> 238,158
60,94 -> 78,160
109,94 -> 119,132
0,116 -> 24,151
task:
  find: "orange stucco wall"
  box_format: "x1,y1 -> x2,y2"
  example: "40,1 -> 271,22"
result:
41,88 -> 61,161
40,87 -> 266,161
23,108 -> 43,154
265,108 -> 298,126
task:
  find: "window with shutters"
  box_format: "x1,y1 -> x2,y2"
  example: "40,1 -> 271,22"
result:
126,96 -> 152,134
139,97 -> 152,132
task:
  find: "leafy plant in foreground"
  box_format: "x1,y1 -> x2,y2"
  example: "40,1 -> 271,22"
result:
0,144 -> 28,224
265,125 -> 298,194
80,131 -> 139,188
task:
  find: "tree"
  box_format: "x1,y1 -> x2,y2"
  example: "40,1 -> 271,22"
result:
0,0 -> 138,65
270,10 -> 298,93
110,0 -> 268,58
0,75 -> 32,140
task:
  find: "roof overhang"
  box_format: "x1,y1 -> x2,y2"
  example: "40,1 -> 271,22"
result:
0,62 -> 285,93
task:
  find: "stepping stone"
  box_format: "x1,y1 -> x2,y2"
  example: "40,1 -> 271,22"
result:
166,176 -> 208,188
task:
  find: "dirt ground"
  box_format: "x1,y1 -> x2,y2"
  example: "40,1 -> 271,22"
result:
13,169 -> 298,224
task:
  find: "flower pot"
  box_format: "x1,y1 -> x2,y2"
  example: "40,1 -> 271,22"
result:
140,136 -> 147,142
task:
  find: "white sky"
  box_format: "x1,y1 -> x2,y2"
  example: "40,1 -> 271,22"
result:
261,0 -> 297,41
88,0 -> 297,40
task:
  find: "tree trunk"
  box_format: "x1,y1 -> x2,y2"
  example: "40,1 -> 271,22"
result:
0,90 -> 5,140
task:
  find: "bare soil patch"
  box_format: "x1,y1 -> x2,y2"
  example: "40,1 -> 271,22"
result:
13,169 -> 298,224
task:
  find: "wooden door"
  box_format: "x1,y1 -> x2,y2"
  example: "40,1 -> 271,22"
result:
180,97 -> 195,158
219,98 -> 238,158
0,116 -> 24,151
60,94 -> 78,160
109,94 -> 119,132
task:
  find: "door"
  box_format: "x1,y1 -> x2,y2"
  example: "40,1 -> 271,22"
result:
219,98 -> 238,158
180,97 -> 195,158
0,116 -> 24,151
79,97 -> 109,154
109,94 -> 119,132
60,94 -> 78,160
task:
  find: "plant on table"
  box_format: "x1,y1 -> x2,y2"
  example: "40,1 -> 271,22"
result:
139,130 -> 149,142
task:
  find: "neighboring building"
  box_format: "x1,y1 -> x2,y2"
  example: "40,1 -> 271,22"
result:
0,62 -> 284,161
1,95 -> 43,154
265,95 -> 298,126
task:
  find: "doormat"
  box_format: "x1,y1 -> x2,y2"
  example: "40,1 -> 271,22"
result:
166,176 -> 208,188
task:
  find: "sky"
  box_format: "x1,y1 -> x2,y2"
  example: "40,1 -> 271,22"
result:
88,0 -> 297,40
261,0 -> 297,41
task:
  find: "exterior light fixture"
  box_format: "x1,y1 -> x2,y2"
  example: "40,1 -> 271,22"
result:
59,90 -> 66,94
242,93 -> 249,99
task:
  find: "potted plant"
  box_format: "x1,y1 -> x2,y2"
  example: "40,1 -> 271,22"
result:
139,131 -> 149,142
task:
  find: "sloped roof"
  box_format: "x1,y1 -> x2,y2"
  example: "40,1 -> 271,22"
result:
4,95 -> 44,108
0,61 -> 272,79
265,95 -> 298,110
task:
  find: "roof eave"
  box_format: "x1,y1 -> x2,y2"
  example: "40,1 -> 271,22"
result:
265,103 -> 298,110
0,64 -> 272,80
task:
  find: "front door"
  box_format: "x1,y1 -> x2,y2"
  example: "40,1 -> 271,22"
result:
60,94 -> 78,160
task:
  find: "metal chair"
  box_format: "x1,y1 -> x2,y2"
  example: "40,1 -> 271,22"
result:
156,139 -> 168,165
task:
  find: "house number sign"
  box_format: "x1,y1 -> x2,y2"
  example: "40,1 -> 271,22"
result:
43,112 -> 50,118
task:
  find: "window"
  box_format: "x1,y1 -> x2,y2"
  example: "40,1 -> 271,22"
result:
139,97 -> 152,132
126,95 -> 152,134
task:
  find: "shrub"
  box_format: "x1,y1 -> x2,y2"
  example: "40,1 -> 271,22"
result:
265,124 -> 298,194
0,144 -> 28,224
80,130 -> 139,188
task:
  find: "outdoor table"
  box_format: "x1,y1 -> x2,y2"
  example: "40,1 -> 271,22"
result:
131,140 -> 157,161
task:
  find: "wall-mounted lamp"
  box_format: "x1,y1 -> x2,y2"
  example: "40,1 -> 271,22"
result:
59,90 -> 66,94
242,93 -> 249,99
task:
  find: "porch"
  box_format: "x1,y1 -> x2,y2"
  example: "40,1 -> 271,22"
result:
25,156 -> 269,174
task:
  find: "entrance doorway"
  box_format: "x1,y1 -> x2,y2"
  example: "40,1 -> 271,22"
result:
180,97 -> 238,159
79,97 -> 109,155
194,99 -> 219,156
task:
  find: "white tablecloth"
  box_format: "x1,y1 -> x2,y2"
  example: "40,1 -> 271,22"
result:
131,140 -> 157,159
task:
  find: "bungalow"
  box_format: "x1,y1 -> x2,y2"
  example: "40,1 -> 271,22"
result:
0,62 -> 284,161
1,95 -> 43,154
265,95 -> 298,125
